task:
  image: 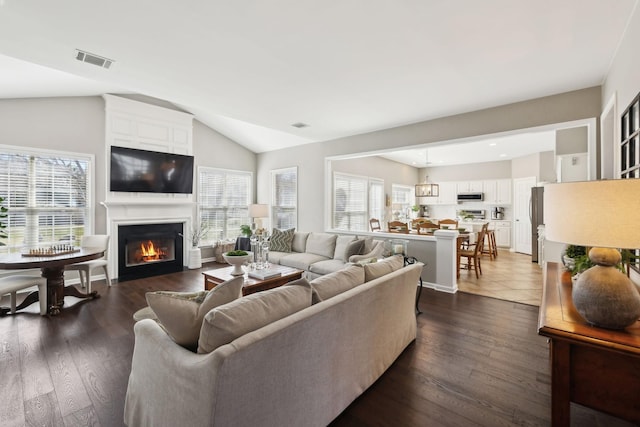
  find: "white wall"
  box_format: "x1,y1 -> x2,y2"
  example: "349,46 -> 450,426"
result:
258,88 -> 601,232
602,4 -> 640,118
0,95 -> 256,238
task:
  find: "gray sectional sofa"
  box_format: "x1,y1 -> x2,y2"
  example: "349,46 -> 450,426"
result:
124,256 -> 422,426
267,231 -> 385,279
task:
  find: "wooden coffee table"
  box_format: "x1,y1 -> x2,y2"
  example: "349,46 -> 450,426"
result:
203,264 -> 304,296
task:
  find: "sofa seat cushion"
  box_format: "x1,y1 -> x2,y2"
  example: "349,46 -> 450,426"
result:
265,250 -> 292,265
197,279 -> 312,354
145,276 -> 244,349
305,233 -> 337,258
279,252 -> 330,271
363,255 -> 405,282
308,259 -> 348,275
309,265 -> 365,303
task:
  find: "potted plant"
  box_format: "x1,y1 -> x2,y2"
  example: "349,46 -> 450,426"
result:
240,225 -> 252,238
562,245 -> 587,272
188,222 -> 209,269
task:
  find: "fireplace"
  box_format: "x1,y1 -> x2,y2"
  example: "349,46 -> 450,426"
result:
118,222 -> 184,281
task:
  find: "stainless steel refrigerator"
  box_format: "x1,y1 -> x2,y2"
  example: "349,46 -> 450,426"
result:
530,186 -> 544,263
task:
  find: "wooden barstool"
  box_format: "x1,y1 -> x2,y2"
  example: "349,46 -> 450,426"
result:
482,229 -> 498,259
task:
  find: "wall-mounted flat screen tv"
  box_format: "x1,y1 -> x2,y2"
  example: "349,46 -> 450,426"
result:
110,146 -> 194,194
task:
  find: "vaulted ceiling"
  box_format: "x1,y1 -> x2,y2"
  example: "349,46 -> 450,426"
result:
0,1 -> 636,155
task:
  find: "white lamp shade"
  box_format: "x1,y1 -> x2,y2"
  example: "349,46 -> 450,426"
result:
248,204 -> 269,218
544,179 -> 640,249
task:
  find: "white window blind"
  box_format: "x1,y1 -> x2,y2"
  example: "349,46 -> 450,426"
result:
271,167 -> 297,230
333,173 -> 368,231
369,178 -> 384,223
198,167 -> 251,243
0,148 -> 91,253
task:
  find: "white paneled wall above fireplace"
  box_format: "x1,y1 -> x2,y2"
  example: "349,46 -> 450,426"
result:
102,95 -> 196,275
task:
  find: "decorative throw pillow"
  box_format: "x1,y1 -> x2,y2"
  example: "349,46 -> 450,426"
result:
145,276 -> 244,349
333,235 -> 356,261
309,265 -> 365,304
363,254 -> 405,282
197,280 -> 312,354
344,239 -> 365,260
270,228 -> 295,252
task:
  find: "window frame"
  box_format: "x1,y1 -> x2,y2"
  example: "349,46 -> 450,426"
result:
0,144 -> 94,253
270,166 -> 298,231
197,166 -> 253,245
332,172 -> 385,232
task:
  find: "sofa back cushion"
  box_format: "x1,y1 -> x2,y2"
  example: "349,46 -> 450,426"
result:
305,233 -> 337,258
270,228 -> 295,252
291,232 -> 310,253
309,265 -> 365,303
333,235 -> 356,261
363,255 -> 405,282
145,276 -> 244,349
197,279 -> 312,354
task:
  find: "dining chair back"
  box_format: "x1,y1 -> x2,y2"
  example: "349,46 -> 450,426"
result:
65,235 -> 111,293
438,219 -> 458,229
416,221 -> 439,234
387,221 -> 408,233
0,274 -> 47,315
369,218 -> 381,232
457,226 -> 486,279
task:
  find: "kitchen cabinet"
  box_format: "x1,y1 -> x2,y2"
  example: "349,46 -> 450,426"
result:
491,220 -> 512,247
482,179 -> 512,204
456,180 -> 483,194
436,182 -> 457,204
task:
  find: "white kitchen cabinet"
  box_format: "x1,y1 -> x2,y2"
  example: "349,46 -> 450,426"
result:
437,182 -> 457,204
491,220 -> 512,247
482,179 -> 512,204
456,180 -> 483,194
496,179 -> 512,204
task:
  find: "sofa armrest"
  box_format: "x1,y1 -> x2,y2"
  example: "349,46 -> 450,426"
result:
349,240 -> 384,263
124,319 -> 224,427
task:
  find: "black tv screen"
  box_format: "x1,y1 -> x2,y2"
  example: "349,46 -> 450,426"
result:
110,146 -> 194,194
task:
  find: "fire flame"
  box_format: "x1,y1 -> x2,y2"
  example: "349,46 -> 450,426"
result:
140,240 -> 163,261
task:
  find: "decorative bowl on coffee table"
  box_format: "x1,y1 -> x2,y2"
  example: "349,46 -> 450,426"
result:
222,252 -> 251,276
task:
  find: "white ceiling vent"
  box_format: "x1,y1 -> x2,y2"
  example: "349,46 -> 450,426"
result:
75,49 -> 114,69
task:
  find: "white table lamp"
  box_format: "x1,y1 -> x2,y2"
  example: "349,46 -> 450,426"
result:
545,179 -> 640,329
248,204 -> 269,232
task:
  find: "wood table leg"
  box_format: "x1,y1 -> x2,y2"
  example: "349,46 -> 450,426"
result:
41,266 -> 99,315
550,339 -> 571,426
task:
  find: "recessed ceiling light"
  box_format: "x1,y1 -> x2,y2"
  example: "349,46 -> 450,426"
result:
489,143 -> 497,146
499,153 -> 507,157
291,122 -> 309,128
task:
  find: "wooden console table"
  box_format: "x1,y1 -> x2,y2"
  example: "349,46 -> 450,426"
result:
538,262 -> 640,426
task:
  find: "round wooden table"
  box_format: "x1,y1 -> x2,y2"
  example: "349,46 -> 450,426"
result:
0,247 -> 105,315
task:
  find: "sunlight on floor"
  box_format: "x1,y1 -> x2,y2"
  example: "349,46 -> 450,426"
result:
457,250 -> 544,306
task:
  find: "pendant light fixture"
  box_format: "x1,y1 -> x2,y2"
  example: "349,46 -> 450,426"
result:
415,149 -> 439,197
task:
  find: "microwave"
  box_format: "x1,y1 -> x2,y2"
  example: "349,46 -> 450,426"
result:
457,193 -> 484,202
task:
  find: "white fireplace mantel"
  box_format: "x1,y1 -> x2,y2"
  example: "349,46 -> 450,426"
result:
101,200 -> 196,279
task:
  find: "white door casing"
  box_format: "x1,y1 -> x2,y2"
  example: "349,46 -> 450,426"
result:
513,177 -> 536,255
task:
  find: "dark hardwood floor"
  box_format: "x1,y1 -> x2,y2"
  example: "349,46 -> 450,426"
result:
0,263 -> 635,427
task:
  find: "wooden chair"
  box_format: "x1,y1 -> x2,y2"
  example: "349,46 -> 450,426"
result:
482,227 -> 498,259
411,218 -> 428,229
65,235 -> 111,293
387,221 -> 408,233
458,225 -> 487,279
416,221 -> 439,234
0,274 -> 47,315
369,218 -> 381,232
438,219 -> 458,230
